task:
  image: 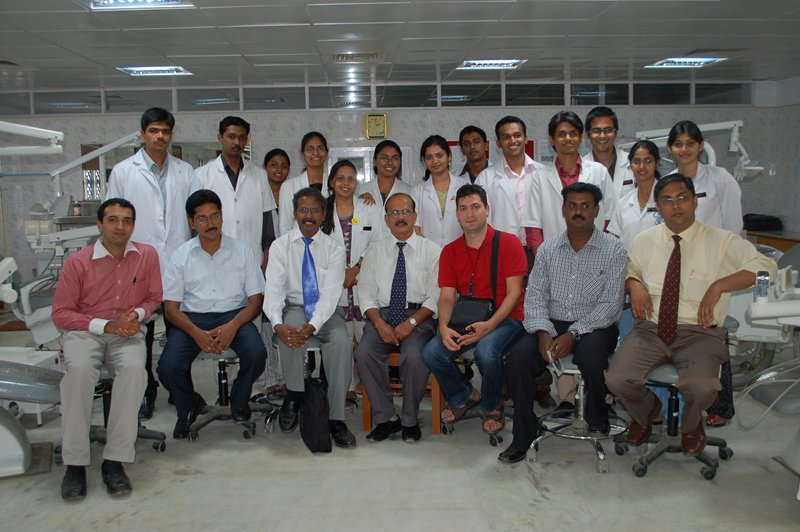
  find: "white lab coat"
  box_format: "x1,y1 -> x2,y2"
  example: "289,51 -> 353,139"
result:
356,177 -> 413,211
475,156 -> 546,247
607,186 -> 660,251
412,173 -> 469,247
666,162 -> 743,233
106,149 -> 194,277
191,155 -> 277,261
330,199 -> 384,306
523,160 -> 619,241
278,171 -> 329,235
583,147 -> 635,198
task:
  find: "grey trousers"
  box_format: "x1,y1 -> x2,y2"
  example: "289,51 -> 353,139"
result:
606,321 -> 727,431
60,330 -> 146,466
355,309 -> 435,427
277,305 -> 352,421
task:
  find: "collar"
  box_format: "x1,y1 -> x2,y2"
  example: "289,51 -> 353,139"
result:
141,149 -> 167,175
502,154 -> 536,179
554,155 -> 583,178
392,232 -> 420,250
223,156 -> 244,175
555,226 -> 602,250
92,239 -> 139,260
290,226 -> 323,242
662,220 -> 700,243
459,161 -> 488,179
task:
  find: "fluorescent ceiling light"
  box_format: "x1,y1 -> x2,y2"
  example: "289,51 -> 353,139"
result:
575,91 -> 606,97
50,102 -> 98,109
435,95 -> 473,103
85,0 -> 195,11
457,60 -> 526,70
191,98 -> 236,106
645,57 -> 727,69
118,66 -> 193,77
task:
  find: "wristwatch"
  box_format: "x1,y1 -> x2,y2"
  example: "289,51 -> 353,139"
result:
568,329 -> 580,341
409,317 -> 418,327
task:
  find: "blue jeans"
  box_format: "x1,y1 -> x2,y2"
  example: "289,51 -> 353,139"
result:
422,318 -> 524,413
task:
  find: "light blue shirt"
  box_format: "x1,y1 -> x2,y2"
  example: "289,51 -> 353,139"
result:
164,234 -> 264,313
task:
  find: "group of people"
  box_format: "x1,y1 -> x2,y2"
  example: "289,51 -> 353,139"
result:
51,105 -> 776,501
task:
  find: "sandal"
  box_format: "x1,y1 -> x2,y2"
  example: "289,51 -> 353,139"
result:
345,390 -> 359,410
441,392 -> 480,424
706,412 -> 727,427
481,406 -> 505,435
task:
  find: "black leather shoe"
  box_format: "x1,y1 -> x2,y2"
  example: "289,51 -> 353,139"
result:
173,420 -> 190,439
551,401 -> 575,421
401,423 -> 422,443
279,399 -> 300,433
61,465 -> 86,501
498,445 -> 528,464
101,460 -> 132,496
138,395 -> 155,420
188,393 -> 208,424
329,420 -> 357,449
231,404 -> 251,422
366,418 -> 401,442
588,420 -> 610,436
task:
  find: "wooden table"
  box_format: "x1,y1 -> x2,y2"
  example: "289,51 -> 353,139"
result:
747,231 -> 800,252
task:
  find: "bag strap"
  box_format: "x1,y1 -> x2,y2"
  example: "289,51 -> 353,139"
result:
489,230 -> 501,305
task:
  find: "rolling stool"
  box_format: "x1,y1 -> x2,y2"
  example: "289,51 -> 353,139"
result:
613,362 -> 734,480
530,353 -> 626,473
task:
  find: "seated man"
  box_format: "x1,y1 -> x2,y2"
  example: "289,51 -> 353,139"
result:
52,198 -> 162,500
606,174 -> 777,456
264,187 -> 357,448
157,189 -> 266,439
500,183 -> 626,463
422,184 -> 527,435
355,193 -> 441,442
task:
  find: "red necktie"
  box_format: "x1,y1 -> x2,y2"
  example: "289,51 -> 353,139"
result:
657,235 -> 681,346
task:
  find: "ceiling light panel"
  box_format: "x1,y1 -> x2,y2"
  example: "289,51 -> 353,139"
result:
84,1 -> 196,11
117,65 -> 193,76
645,57 -> 727,69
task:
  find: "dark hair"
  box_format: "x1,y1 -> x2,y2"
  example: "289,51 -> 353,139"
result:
419,135 -> 451,181
548,110 -> 584,137
654,174 -> 696,202
140,107 -> 174,131
584,106 -> 618,131
293,187 -> 326,215
185,189 -> 222,218
263,148 -> 290,168
627,140 -> 662,179
456,183 -> 489,208
322,159 -> 357,234
372,140 -> 402,179
384,192 -> 416,214
98,197 -> 136,223
459,125 -> 487,144
561,182 -> 602,206
218,116 -> 250,136
301,131 -> 328,152
494,115 -> 527,138
667,120 -> 704,147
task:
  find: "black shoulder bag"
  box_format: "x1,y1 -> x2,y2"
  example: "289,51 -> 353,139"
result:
447,230 -> 501,335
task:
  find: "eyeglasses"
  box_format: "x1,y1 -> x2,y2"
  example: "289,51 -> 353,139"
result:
657,193 -> 692,207
589,127 -> 617,136
297,207 -> 321,215
303,145 -> 327,154
376,155 -> 400,163
424,152 -> 448,162
386,209 -> 415,218
555,130 -> 581,139
631,158 -> 656,166
334,175 -> 357,183
194,212 -> 221,225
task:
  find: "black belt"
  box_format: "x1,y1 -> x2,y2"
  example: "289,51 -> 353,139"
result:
381,303 -> 423,311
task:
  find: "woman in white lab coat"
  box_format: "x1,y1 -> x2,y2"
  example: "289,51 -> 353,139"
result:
278,131 -> 330,234
413,135 -> 468,247
356,140 -> 413,212
263,148 -> 291,242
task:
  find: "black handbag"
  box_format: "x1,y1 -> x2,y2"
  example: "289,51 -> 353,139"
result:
299,377 -> 332,453
448,230 -> 501,335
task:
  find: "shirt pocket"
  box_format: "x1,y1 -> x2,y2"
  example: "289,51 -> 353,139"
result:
685,269 -> 711,303
579,267 -> 607,301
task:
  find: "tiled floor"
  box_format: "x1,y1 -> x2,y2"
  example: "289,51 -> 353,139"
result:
1,316 -> 799,531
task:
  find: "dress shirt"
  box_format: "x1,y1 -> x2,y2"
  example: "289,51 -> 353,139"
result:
163,234 -> 264,314
357,233 -> 441,315
584,147 -> 635,198
264,227 -> 346,333
52,240 -> 162,335
607,186 -> 660,251
666,162 -> 743,233
524,228 -> 626,337
140,149 -> 168,202
627,221 -> 777,327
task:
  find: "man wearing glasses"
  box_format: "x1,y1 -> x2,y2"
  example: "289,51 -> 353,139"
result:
583,106 -> 635,198
157,189 -> 267,439
355,193 -> 442,442
264,188 -> 357,449
606,174 -> 776,456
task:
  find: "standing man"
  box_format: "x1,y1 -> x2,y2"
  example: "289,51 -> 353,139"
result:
422,184 -> 528,436
458,125 -> 491,183
355,193 -> 441,442
606,175 -> 776,456
264,188 -> 357,449
52,198 -> 162,500
157,190 -> 267,439
500,183 -> 626,464
191,116 -> 277,268
583,106 -> 635,198
107,107 -> 194,420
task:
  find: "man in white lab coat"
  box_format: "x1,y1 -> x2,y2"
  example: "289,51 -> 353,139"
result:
106,107 -> 194,419
191,116 -> 277,268
582,106 -> 635,199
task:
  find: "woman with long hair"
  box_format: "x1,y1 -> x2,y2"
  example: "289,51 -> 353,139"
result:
278,131 -> 330,234
357,140 -> 413,211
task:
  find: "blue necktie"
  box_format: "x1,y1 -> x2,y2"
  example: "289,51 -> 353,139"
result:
302,237 -> 319,320
387,242 -> 407,327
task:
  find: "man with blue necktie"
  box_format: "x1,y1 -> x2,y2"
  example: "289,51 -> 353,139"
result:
264,187 -> 356,448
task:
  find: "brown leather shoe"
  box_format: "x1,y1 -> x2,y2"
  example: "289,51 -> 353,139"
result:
682,421 -> 707,457
626,394 -> 662,446
535,387 -> 556,409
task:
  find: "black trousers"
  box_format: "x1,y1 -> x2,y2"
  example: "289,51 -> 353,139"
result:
143,305 -> 174,401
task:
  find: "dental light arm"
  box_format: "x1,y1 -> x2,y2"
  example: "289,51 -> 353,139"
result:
0,121 -> 64,157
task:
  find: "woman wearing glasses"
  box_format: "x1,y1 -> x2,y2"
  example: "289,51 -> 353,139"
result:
357,140 -> 413,212
278,131 -> 330,234
413,135 -> 469,247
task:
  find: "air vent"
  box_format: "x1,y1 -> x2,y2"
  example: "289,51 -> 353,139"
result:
331,53 -> 384,64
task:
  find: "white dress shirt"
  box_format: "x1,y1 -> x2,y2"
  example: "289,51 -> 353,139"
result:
607,186 -> 661,251
357,233 -> 441,316
583,147 -> 635,198
264,227 -> 346,333
278,171 -> 330,235
666,162 -> 743,233
412,173 -> 469,247
164,234 -> 264,314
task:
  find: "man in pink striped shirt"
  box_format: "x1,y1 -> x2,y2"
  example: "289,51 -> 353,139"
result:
52,198 -> 162,501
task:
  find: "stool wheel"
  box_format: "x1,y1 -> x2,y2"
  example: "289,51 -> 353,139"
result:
153,441 -> 166,452
527,449 -> 537,462
489,434 -> 503,447
615,443 -> 628,456
242,429 -> 252,439
701,466 -> 716,480
597,460 -> 609,474
188,431 -> 199,442
441,422 -> 453,435
633,462 -> 648,477
718,447 -> 733,460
